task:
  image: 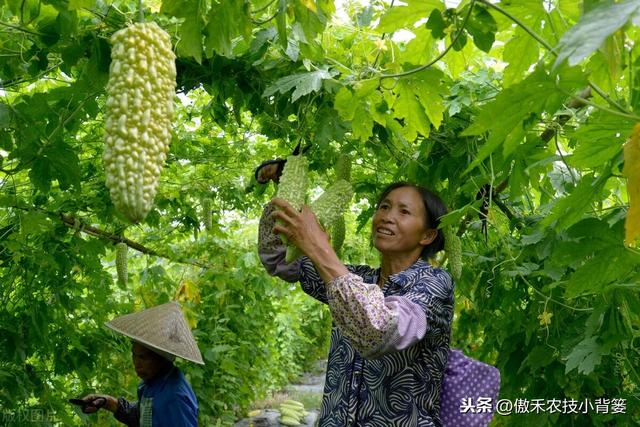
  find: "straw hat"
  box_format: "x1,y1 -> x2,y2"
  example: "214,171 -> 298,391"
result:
106,301 -> 204,365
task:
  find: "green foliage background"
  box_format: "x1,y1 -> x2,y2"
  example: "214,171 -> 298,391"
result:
1,0 -> 639,425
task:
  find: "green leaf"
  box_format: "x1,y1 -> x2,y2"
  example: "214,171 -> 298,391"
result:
437,200 -> 483,228
541,174 -> 604,231
352,103 -> 374,141
557,0 -> 581,22
462,66 -> 587,173
400,27 -> 437,65
29,157 -> 52,193
500,0 -> 547,32
414,70 -> 446,130
161,0 -> 203,62
334,87 -> 356,121
390,69 -> 446,138
46,141 -> 81,191
450,28 -> 467,51
263,68 -> 337,102
565,246 -> 639,298
520,345 -> 556,372
313,105 -> 347,145
502,28 -> 539,87
567,112 -> 635,169
393,80 -> 432,138
565,336 -> 602,375
566,217 -> 623,248
67,0 -> 94,10
553,0 -> 640,69
19,210 -> 52,234
333,86 -> 377,141
0,103 -> 13,127
465,6 -> 497,53
204,0 -> 252,58
377,0 -> 444,33
426,8 -> 447,39
292,0 -> 328,43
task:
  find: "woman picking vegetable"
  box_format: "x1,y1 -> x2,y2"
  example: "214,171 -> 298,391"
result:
259,182 -> 454,426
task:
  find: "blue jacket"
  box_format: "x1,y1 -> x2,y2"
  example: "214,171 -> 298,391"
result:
114,366 -> 198,427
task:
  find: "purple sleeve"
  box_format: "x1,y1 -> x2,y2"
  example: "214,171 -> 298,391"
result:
257,202 -> 302,283
326,273 -> 427,359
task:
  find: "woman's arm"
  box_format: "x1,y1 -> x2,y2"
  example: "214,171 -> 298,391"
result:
258,202 -> 329,303
268,198 -> 455,358
325,270 -> 454,359
258,202 -> 303,283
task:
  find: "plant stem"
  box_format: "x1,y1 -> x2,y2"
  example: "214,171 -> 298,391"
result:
477,0 -> 555,53
138,0 -> 144,23
588,81 -> 629,114
251,0 -> 277,14
0,21 -> 47,37
558,87 -> 640,121
379,0 -> 476,80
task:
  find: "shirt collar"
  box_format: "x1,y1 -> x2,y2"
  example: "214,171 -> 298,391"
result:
387,259 -> 432,288
142,365 -> 175,388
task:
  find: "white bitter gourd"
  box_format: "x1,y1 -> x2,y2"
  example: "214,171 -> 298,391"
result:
103,22 -> 176,223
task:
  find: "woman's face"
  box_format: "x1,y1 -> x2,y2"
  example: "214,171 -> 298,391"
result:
372,186 -> 436,259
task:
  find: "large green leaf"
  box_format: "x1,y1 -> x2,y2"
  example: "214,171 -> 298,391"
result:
205,0 -> 252,58
333,86 -> 379,141
462,66 -> 587,173
465,5 -> 497,53
568,112 -> 635,169
376,0 -> 443,33
499,0 -> 547,32
161,0 -> 203,62
564,246 -> 639,298
393,80 -> 432,139
541,174 -> 605,231
263,68 -> 338,102
565,336 -> 602,375
390,69 -> 445,138
292,0 -> 328,43
554,0 -> 640,68
502,28 -> 539,87
0,103 -> 13,127
67,0 -> 94,10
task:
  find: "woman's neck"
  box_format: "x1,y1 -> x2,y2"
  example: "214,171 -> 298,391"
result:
379,254 -> 420,284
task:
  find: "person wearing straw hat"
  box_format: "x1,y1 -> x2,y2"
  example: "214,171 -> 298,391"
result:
78,301 -> 204,427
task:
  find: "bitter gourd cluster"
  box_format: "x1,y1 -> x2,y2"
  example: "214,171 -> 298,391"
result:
442,225 -> 462,280
276,154 -> 353,262
278,400 -> 307,426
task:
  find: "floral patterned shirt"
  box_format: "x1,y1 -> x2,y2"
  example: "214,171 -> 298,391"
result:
258,204 -> 455,426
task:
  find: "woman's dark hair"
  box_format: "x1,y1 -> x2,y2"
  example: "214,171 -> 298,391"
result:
376,182 -> 448,259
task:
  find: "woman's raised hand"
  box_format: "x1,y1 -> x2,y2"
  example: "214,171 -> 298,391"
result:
270,198 -> 331,258
270,198 -> 349,283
